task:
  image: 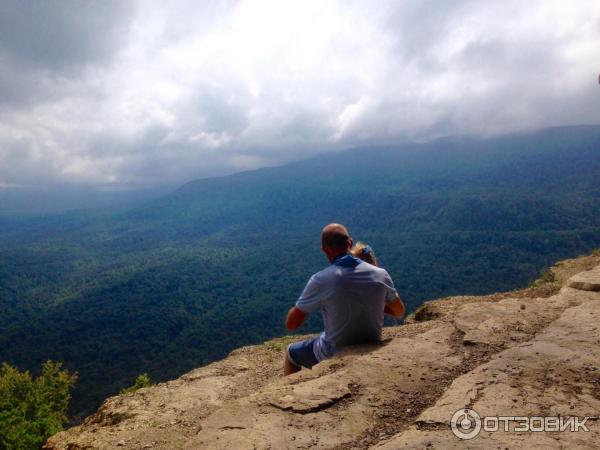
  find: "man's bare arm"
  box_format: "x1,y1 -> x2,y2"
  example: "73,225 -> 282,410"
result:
286,306 -> 307,330
384,297 -> 405,318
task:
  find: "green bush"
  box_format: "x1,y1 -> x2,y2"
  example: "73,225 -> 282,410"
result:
120,373 -> 153,395
0,361 -> 77,450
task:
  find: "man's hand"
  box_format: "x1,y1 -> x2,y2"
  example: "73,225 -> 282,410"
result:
286,306 -> 307,330
384,297 -> 405,318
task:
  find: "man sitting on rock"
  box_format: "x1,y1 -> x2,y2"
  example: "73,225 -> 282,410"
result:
284,223 -> 405,375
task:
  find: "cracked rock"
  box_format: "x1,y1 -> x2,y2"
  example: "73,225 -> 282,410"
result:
269,377 -> 351,413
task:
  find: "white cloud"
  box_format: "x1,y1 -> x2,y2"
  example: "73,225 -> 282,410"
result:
0,0 -> 599,188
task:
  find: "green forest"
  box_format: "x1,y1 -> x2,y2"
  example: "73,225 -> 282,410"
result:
1,125 -> 599,421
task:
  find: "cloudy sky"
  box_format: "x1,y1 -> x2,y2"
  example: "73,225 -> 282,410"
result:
0,0 -> 599,189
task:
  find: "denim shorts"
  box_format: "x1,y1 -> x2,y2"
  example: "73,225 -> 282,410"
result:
287,337 -> 319,369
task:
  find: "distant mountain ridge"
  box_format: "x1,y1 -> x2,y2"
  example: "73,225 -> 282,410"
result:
1,125 -> 600,418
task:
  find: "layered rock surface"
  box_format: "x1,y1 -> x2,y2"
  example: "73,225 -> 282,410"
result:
45,252 -> 600,449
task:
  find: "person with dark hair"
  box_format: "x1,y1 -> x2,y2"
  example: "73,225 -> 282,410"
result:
284,223 -> 404,375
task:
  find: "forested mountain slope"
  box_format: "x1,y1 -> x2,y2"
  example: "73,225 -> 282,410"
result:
1,125 -> 600,418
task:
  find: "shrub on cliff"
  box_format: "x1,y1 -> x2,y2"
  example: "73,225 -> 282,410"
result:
0,361 -> 77,450
120,373 -> 153,395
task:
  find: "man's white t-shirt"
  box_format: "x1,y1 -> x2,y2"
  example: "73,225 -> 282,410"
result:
295,254 -> 399,361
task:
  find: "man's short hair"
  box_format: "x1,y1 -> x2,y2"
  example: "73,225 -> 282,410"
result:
321,223 -> 351,249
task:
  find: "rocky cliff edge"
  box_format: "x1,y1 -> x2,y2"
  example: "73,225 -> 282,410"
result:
45,251 -> 600,449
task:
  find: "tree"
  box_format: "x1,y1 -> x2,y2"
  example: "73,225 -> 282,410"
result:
0,361 -> 77,450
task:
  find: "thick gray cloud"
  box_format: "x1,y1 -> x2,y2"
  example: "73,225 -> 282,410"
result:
0,0 -> 598,189
0,1 -> 133,68
0,1 -> 134,107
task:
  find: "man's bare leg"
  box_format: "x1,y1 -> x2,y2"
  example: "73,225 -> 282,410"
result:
284,354 -> 301,375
